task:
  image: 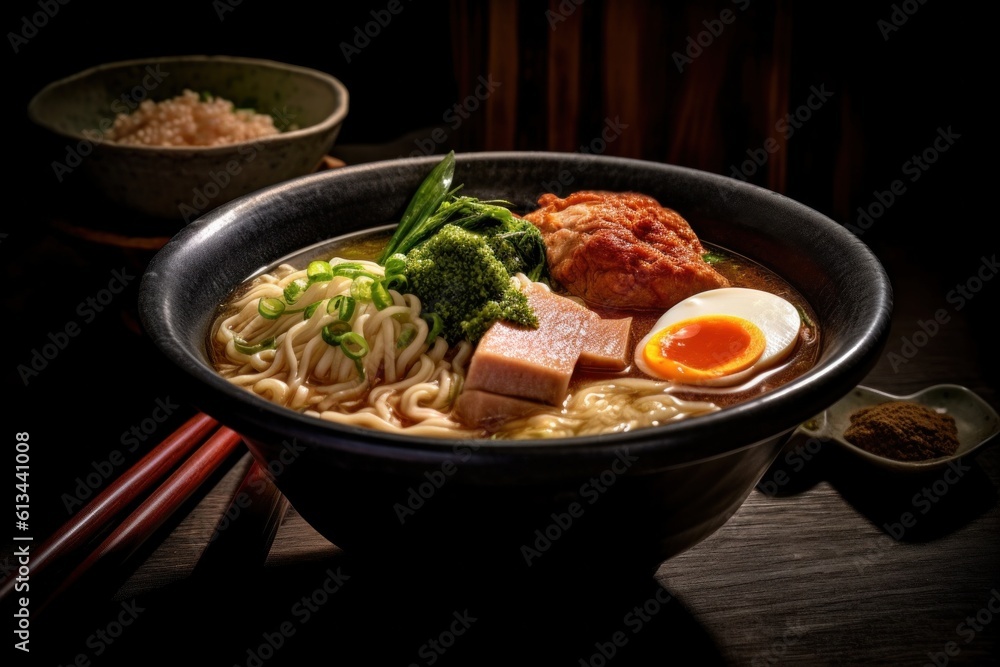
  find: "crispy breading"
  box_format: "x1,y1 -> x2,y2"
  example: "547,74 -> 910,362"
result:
523,191 -> 729,309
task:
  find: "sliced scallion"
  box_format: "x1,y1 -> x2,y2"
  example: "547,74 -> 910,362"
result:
307,260 -> 334,284
233,335 -> 276,355
384,273 -> 408,292
334,331 -> 369,380
303,301 -> 322,320
283,278 -> 309,305
321,321 -> 352,346
339,332 -> 369,360
327,294 -> 356,321
258,297 -> 285,319
370,280 -> 392,310
351,276 -> 374,302
332,262 -> 379,281
422,312 -> 444,342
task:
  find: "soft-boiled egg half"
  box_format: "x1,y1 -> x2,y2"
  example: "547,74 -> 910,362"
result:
634,287 -> 801,386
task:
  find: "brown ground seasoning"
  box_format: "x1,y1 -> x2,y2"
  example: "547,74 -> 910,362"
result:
843,401 -> 960,461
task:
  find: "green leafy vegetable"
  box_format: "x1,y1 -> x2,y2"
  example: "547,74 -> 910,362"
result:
375,152 -> 552,343
378,151 -> 457,264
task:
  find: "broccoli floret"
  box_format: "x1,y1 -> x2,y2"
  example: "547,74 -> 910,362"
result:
405,224 -> 538,344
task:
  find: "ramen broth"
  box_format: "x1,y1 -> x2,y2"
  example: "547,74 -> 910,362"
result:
210,223 -> 820,437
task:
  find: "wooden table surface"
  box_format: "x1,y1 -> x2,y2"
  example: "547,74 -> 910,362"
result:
6,182 -> 998,667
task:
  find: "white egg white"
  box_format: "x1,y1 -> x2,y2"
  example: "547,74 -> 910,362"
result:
634,287 -> 801,386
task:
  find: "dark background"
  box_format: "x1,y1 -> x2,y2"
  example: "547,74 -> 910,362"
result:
3,0 -> 994,664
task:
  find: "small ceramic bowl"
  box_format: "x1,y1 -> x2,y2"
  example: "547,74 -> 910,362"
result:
798,384 -> 1000,473
28,55 -> 349,220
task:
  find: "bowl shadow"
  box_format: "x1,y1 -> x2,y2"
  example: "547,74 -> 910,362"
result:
823,444 -> 998,542
33,550 -> 729,666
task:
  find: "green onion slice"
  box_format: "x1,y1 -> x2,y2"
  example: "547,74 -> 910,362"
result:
327,295 -> 356,321
283,278 -> 309,305
351,276 -> 374,302
303,301 -> 322,320
384,273 -> 408,292
307,260 -> 334,284
321,321 -> 353,346
339,332 -> 369,360
332,262 -> 379,280
422,312 -> 444,342
233,335 -> 276,355
702,251 -> 727,265
258,297 -> 285,319
371,280 -> 393,310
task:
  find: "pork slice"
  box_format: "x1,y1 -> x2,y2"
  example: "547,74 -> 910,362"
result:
554,292 -> 633,371
453,389 -> 547,430
578,315 -> 633,371
464,284 -> 587,405
463,283 -> 634,407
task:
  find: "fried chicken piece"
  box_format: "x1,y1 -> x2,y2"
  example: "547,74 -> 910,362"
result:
523,191 -> 729,309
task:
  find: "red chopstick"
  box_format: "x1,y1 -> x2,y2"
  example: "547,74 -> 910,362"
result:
39,425 -> 245,611
0,410 -> 249,619
0,412 -> 219,605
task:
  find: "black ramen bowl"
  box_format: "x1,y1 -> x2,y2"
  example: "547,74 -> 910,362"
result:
139,152 -> 892,581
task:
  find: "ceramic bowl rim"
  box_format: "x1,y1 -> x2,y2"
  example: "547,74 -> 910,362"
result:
139,151 -> 893,469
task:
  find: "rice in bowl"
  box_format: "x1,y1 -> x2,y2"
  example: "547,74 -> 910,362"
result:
105,89 -> 282,147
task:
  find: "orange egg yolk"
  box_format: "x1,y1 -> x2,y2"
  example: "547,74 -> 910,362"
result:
642,315 -> 766,383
